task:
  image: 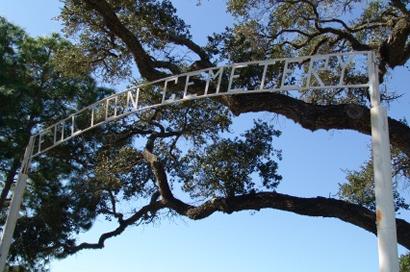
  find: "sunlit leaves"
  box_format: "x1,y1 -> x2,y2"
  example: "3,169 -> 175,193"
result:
0,17 -> 112,270
179,120 -> 282,199
338,158 -> 409,212
59,0 -> 193,81
400,253 -> 410,272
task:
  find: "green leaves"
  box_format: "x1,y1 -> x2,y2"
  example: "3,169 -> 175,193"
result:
0,16 -> 113,270
338,158 -> 409,212
400,253 -> 410,272
180,120 -> 282,198
338,162 -> 378,210
59,0 -> 194,81
3,0 -> 409,268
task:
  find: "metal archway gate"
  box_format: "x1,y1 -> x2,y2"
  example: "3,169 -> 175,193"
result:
0,51 -> 400,272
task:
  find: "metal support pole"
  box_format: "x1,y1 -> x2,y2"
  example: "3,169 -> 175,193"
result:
0,137 -> 34,272
368,52 -> 400,272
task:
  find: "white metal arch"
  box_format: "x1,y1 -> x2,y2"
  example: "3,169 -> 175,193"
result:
0,51 -> 400,272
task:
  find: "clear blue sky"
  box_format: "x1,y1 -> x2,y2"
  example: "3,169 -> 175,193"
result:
1,1 -> 409,271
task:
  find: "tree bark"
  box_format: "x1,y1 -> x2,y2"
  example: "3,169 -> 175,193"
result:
220,93 -> 410,157
78,0 -> 410,158
62,191 -> 410,254
163,191 -> 410,250
62,0 -> 410,255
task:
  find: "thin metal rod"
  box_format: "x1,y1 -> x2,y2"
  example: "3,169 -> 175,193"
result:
369,51 -> 400,272
0,137 -> 34,272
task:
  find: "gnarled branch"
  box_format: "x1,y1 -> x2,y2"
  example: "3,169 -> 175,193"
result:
61,191 -> 410,255
60,200 -> 166,256
219,93 -> 410,158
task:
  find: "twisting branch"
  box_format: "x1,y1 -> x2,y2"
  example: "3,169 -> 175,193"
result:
151,59 -> 182,74
60,200 -> 166,256
142,144 -> 190,215
107,190 -> 123,222
308,37 -> 329,55
167,191 -> 410,250
391,0 -> 410,16
281,0 -> 410,70
81,0 -> 167,80
165,32 -> 213,69
272,28 -> 320,39
62,190 -> 410,255
350,22 -> 390,33
313,25 -> 373,51
219,92 -> 410,158
60,0 -> 410,255
75,0 -> 410,157
379,16 -> 410,69
79,0 -> 211,78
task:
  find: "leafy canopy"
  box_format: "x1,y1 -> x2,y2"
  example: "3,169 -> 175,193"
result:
2,0 -> 410,270
0,16 -> 112,269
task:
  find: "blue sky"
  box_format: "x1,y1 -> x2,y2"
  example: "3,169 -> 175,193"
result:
1,1 -> 409,271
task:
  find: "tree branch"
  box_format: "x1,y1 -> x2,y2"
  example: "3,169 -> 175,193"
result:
314,25 -> 373,51
79,0 -> 212,78
62,190 -> 410,255
166,33 -> 212,69
168,191 -> 410,250
379,17 -> 410,69
81,0 -> 167,80
219,93 -> 410,158
142,147 -> 190,215
59,200 -> 166,256
391,0 -> 410,16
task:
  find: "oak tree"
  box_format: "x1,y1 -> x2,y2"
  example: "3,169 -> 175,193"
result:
2,0 -> 410,270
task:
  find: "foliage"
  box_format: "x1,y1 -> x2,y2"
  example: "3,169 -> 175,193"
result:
338,157 -> 409,212
180,120 -> 282,198
58,0 -> 194,80
1,0 -> 410,269
401,253 -> 410,272
0,16 -> 112,270
1,16 -> 281,268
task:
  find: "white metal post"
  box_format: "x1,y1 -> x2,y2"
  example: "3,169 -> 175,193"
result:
0,51 -> 400,271
368,51 -> 400,272
0,137 -> 34,272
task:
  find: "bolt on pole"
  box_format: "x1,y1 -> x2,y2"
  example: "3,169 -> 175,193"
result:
368,51 -> 400,272
0,137 -> 34,272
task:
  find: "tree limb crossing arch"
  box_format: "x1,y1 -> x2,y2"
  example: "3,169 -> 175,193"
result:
0,51 -> 401,272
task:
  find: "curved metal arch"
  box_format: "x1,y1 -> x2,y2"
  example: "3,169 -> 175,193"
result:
0,51 -> 401,272
31,51 -> 371,158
